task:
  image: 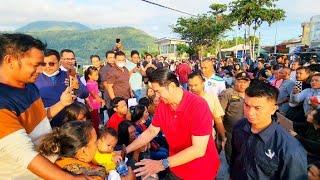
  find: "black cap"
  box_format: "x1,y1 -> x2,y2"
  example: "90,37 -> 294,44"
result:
235,72 -> 250,81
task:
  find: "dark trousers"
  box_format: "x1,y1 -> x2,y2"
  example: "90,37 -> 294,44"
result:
286,105 -> 306,123
90,109 -> 100,133
107,108 -> 115,117
225,131 -> 233,165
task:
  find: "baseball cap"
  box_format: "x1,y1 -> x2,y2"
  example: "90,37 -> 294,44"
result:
235,72 -> 250,81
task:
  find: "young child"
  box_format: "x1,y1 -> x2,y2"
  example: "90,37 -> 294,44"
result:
37,121 -> 106,178
106,97 -> 128,132
85,66 -> 105,132
93,128 -> 121,179
63,102 -> 89,123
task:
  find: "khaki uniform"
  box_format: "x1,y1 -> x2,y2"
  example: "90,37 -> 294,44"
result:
219,88 -> 245,163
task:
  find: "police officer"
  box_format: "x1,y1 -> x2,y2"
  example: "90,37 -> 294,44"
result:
200,58 -> 226,96
219,72 -> 250,163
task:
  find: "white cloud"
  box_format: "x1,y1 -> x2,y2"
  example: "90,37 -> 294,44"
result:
0,0 -> 319,44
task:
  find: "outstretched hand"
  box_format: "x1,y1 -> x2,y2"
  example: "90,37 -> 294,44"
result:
134,159 -> 164,179
60,87 -> 76,106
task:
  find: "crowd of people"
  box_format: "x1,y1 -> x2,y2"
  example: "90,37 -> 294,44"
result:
0,33 -> 319,179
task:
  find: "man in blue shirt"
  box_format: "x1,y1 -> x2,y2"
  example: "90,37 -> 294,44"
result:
231,80 -> 307,180
35,49 -> 88,127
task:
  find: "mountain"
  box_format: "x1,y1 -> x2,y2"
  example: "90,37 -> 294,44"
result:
12,21 -> 158,65
16,21 -> 91,32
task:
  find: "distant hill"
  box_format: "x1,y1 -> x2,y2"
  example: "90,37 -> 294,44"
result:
11,21 -> 158,65
16,21 -> 91,32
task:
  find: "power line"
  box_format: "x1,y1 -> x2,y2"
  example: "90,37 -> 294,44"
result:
141,0 -> 196,17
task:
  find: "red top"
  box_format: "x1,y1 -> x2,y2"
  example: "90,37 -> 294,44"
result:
152,91 -> 220,180
106,113 -> 125,132
176,63 -> 191,84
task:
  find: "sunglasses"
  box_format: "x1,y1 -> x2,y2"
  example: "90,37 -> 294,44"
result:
41,62 -> 56,67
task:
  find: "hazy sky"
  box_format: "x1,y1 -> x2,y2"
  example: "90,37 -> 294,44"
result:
1,0 -> 319,45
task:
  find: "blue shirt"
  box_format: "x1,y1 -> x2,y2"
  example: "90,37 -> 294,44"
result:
278,79 -> 295,113
35,70 -> 89,127
231,119 -> 307,180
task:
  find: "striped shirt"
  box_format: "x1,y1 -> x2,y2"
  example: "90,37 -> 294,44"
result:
0,83 -> 52,179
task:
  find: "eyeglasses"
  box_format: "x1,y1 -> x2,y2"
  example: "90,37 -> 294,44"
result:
62,58 -> 76,61
41,62 -> 56,67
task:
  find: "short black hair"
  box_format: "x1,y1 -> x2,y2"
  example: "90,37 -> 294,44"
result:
188,71 -> 205,81
84,66 -> 98,81
138,97 -> 150,107
276,55 -> 283,60
258,59 -> 265,64
145,53 -> 152,58
105,50 -> 115,58
0,33 -> 46,65
118,120 -> 134,146
245,80 -> 279,102
272,64 -> 281,71
115,51 -> 126,58
148,68 -> 180,87
98,127 -> 118,139
131,50 -> 139,57
146,67 -> 156,78
130,105 -> 146,123
63,102 -> 89,123
309,64 -> 320,73
111,97 -> 126,109
296,66 -> 311,74
313,109 -> 320,125
44,49 -> 60,61
90,55 -> 100,62
60,49 -> 75,57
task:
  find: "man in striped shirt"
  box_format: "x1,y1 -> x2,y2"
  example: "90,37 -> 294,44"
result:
0,33 -> 82,179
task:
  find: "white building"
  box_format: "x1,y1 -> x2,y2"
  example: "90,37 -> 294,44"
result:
310,15 -> 320,48
155,37 -> 190,60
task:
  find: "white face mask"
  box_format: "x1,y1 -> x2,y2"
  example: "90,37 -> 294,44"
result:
43,70 -> 60,77
116,61 -> 126,68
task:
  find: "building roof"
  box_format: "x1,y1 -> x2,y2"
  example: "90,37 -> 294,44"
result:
221,44 -> 250,52
278,37 -> 302,46
155,37 -> 190,44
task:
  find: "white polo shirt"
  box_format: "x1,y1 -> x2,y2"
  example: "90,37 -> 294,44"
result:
204,74 -> 226,97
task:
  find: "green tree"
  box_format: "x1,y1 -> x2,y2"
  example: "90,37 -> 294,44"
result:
172,3 -> 232,59
176,44 -> 195,57
229,0 -> 286,60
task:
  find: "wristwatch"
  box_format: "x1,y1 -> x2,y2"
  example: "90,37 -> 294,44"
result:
161,158 -> 170,169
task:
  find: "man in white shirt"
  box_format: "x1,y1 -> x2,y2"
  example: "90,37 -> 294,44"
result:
201,58 -> 226,96
125,50 -> 146,100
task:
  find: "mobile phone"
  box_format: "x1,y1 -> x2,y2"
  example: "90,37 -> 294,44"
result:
116,38 -> 121,43
295,81 -> 302,93
67,68 -> 77,87
137,62 -> 141,68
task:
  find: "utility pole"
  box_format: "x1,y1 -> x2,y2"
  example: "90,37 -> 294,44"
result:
258,31 -> 261,57
274,23 -> 278,54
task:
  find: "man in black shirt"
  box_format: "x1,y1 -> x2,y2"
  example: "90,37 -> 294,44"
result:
231,81 -> 307,179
